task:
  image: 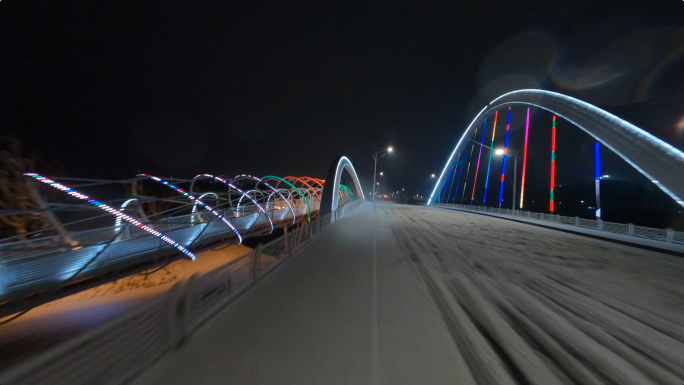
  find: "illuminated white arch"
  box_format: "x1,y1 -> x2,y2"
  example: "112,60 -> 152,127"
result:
194,174 -> 274,233
428,90 -> 684,207
191,192 -> 219,224
115,198 -> 139,229
237,189 -> 265,208
320,156 -> 364,216
237,174 -> 297,224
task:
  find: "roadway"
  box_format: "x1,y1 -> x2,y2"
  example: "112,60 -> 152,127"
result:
133,202 -> 684,384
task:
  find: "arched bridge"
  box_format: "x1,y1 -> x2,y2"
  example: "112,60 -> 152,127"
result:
0,156 -> 363,311
429,89 -> 684,209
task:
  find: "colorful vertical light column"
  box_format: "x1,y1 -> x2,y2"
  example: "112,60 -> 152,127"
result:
482,111 -> 499,205
550,116 -> 557,213
461,130 -> 478,204
498,107 -> 511,207
519,107 -> 530,209
445,155 -> 459,203
470,118 -> 487,204
440,163 -> 455,203
452,149 -> 468,202
595,142 -> 601,219
437,178 -> 447,203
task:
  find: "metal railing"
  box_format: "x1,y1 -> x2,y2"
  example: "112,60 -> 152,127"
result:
0,201 -> 318,304
0,199 -> 362,385
434,203 -> 684,245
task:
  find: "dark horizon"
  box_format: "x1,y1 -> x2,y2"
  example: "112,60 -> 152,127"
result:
2,1 -> 684,201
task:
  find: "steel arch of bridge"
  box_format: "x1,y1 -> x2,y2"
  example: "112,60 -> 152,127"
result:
428,89 -> 684,208
234,174 -> 297,225
261,175 -> 312,221
137,174 -> 244,243
300,176 -> 325,189
283,176 -> 322,201
320,156 -> 364,216
192,174 -> 274,233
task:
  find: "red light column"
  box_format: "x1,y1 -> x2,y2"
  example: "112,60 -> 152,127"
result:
471,118 -> 487,204
550,116 -> 556,212
519,108 -> 530,209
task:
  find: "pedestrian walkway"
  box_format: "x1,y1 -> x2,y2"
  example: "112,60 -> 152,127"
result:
135,202 -> 684,385
134,202 -> 469,384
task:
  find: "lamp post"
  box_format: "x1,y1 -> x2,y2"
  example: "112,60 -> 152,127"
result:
471,139 -> 521,212
494,148 -> 521,213
373,147 -> 392,203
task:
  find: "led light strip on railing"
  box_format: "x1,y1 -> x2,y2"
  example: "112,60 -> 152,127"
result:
137,174 -> 243,244
194,174 -> 274,233
25,173 -> 196,260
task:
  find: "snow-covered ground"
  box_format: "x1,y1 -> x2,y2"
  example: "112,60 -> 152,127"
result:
133,202 -> 684,385
0,243 -> 252,370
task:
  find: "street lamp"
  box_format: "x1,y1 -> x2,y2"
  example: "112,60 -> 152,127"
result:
372,146 -> 393,203
431,174 -> 435,178
472,139 -> 521,211
493,147 -> 521,212
380,172 -> 383,176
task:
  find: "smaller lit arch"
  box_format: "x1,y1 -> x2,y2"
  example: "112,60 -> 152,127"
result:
137,174 -> 243,243
320,156 -> 364,216
194,174 -> 273,233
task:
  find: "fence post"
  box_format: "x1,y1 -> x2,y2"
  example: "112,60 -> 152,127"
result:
575,216 -> 580,226
167,282 -> 183,348
598,218 -> 604,230
628,223 -> 635,235
666,228 -> 674,242
253,244 -> 262,282
556,214 -> 560,222
178,274 -> 198,346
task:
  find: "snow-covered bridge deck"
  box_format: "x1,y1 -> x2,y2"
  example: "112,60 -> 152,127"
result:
135,202 -> 684,385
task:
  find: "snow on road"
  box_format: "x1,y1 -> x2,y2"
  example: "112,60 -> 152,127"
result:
0,243 -> 252,371
134,202 -> 684,385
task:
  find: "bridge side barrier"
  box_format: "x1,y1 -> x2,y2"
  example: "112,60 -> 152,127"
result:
434,203 -> 684,246
0,202 -> 321,304
0,199 -> 364,385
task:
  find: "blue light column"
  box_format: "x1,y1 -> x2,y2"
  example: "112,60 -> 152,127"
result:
498,107 -> 511,206
440,163 -> 455,203
451,149 -> 468,203
595,142 -> 601,219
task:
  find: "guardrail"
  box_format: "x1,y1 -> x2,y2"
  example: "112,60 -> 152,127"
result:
0,201 -> 317,305
0,199 -> 363,385
434,203 -> 684,245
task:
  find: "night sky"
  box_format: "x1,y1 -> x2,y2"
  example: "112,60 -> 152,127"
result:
2,1 -> 684,200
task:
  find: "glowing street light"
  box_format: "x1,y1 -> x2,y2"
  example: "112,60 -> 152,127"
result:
380,172 -> 383,176
431,174 -> 435,178
491,145 -> 521,212
373,146 -> 393,204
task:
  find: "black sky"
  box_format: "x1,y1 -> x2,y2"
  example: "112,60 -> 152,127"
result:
1,1 -> 683,198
